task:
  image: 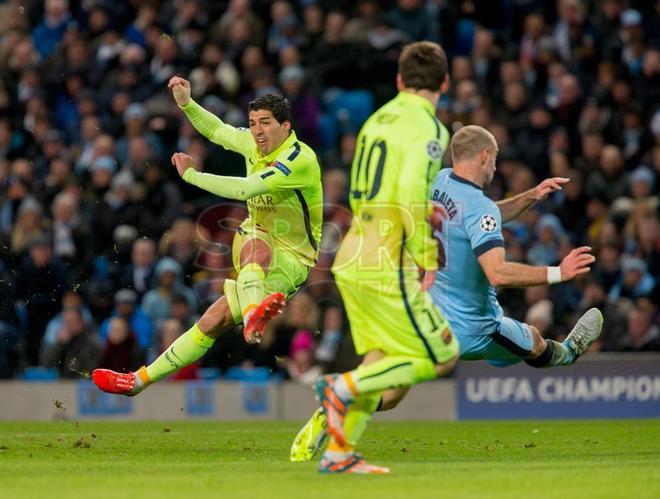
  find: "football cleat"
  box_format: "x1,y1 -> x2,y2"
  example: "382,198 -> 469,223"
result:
92,368 -> 142,396
319,455 -> 390,474
315,375 -> 350,447
564,308 -> 604,362
243,292 -> 286,344
290,407 -> 329,462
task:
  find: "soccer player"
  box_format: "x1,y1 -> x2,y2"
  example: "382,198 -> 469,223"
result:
291,125 -> 603,463
310,41 -> 458,474
92,77 -> 322,396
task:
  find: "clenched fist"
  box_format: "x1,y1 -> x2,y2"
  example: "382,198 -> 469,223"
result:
168,76 -> 191,106
171,152 -> 199,178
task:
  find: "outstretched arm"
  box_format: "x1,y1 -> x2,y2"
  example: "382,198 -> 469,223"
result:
477,246 -> 594,287
496,177 -> 569,223
169,76 -> 254,157
172,153 -> 269,201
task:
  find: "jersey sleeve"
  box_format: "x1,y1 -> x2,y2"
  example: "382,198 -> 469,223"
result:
259,148 -> 314,192
464,198 -> 505,257
397,133 -> 443,272
180,99 -> 254,157
182,168 -> 270,201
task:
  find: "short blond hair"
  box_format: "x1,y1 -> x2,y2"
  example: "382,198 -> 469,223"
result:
450,125 -> 497,163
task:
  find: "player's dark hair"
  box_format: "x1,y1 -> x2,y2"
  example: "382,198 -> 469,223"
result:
248,94 -> 292,124
398,41 -> 448,91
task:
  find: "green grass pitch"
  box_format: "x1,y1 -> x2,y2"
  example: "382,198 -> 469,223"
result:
0,419 -> 659,499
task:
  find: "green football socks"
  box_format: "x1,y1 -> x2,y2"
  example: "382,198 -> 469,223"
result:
344,391 -> 382,447
335,356 -> 437,400
143,324 -> 215,383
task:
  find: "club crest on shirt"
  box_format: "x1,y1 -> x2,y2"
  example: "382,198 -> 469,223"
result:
426,140 -> 442,161
480,214 -> 498,232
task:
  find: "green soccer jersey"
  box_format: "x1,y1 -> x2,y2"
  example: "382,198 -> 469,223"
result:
180,99 -> 322,267
332,91 -> 450,281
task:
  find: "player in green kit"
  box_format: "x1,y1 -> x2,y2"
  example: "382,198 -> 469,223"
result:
92,77 -> 322,396
307,42 -> 458,474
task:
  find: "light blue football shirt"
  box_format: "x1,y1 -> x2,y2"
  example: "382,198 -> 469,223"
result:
429,168 -> 504,336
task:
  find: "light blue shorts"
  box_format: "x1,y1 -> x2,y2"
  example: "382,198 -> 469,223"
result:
456,317 -> 534,368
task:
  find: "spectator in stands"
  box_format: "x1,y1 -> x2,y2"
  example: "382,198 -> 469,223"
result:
158,217 -> 202,286
31,0 -> 73,59
616,306 -> 660,351
92,174 -> 141,258
10,197 -> 46,255
141,257 -> 197,328
116,237 -> 157,298
609,257 -> 656,302
267,1 -> 301,55
51,191 -> 91,284
592,243 -> 622,293
98,316 -> 145,373
115,103 -> 163,166
40,306 -> 100,378
286,329 -> 321,385
138,161 -> 182,238
15,234 -> 66,366
42,290 -> 93,349
388,0 -> 439,43
209,0 -> 264,49
0,177 -> 33,236
279,65 -> 320,148
99,288 -> 153,352
169,293 -> 197,331
528,214 -> 566,266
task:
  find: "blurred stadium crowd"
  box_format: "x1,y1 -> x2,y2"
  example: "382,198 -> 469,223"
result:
0,0 -> 658,380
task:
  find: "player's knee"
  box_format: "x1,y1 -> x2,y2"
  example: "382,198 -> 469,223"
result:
380,387 -> 409,411
434,354 -> 458,378
240,239 -> 272,271
197,297 -> 235,338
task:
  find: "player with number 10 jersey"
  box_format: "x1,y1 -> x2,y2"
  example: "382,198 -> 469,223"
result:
332,89 -> 453,359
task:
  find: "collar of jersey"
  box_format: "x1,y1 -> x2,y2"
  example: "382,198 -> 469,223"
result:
450,171 -> 484,191
256,130 -> 298,163
396,91 -> 436,115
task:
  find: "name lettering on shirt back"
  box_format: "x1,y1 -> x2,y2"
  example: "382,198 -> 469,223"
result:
432,189 -> 458,220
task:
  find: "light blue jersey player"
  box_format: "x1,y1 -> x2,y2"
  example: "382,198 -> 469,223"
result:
286,125 -> 607,464
428,125 -> 603,368
429,168 -> 515,364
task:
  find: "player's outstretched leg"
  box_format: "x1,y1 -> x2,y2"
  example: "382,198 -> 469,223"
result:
525,308 -> 603,368
563,307 -> 604,363
93,323 -> 214,396
93,297 -> 234,396
290,407 -> 328,462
